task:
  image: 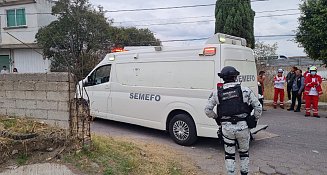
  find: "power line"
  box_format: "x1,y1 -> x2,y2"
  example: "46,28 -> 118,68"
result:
114,8 -> 300,24
6,32 -> 44,56
114,15 -> 213,24
0,6 -> 296,17
128,13 -> 300,27
166,34 -> 295,42
256,13 -> 300,18
134,20 -> 214,27
0,3 -> 295,17
104,4 -> 215,13
255,34 -> 296,38
104,0 -> 269,13
256,8 -> 299,13
128,34 -> 296,44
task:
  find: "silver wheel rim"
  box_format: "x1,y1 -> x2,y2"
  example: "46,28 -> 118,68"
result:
173,120 -> 190,141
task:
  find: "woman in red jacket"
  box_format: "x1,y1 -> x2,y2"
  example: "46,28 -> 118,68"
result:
304,66 -> 323,118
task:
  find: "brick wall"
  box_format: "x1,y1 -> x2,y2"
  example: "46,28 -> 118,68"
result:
0,73 -> 75,124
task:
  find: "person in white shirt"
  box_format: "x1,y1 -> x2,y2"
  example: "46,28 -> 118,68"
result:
0,66 -> 9,74
273,69 -> 286,109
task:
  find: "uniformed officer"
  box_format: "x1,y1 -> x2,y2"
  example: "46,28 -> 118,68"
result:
204,66 -> 262,175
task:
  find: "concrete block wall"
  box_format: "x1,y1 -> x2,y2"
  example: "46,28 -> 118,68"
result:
0,73 -> 75,123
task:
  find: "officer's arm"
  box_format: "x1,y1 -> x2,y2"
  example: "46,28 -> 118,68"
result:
204,91 -> 218,119
248,90 -> 262,120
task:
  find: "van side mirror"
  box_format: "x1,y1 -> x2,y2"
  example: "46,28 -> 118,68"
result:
83,76 -> 93,86
87,76 -> 92,84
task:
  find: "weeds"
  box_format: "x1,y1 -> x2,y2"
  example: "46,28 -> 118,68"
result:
16,154 -> 29,166
65,135 -> 138,175
0,118 -> 17,129
64,135 -> 196,175
169,162 -> 183,175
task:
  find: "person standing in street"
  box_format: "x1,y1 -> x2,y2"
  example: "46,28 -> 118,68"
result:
302,66 -> 311,104
205,66 -> 262,175
273,69 -> 286,109
287,69 -> 304,112
304,66 -> 323,118
286,67 -> 298,102
257,71 -> 266,110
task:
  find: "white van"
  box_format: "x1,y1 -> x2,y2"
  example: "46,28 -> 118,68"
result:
80,33 -> 267,146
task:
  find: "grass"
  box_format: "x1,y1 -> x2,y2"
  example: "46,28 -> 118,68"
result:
0,118 -> 17,129
64,135 -> 197,175
0,116 -> 42,133
16,154 -> 29,166
0,117 -> 198,175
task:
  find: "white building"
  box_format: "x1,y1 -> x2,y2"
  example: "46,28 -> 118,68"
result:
0,0 -> 56,73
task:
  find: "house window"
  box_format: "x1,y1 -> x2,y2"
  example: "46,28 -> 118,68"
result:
6,8 -> 26,27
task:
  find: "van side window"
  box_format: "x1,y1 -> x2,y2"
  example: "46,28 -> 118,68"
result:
89,65 -> 111,85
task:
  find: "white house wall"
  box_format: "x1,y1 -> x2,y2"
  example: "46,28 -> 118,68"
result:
0,3 -> 38,45
0,50 -> 10,55
0,0 -> 55,45
13,49 -> 50,73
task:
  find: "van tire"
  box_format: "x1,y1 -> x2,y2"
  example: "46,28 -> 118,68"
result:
168,114 -> 197,146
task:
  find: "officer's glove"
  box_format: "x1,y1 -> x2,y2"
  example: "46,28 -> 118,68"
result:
246,115 -> 257,129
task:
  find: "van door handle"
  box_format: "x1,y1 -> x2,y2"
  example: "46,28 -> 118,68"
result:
105,85 -> 110,89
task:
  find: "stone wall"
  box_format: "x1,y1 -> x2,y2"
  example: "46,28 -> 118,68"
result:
0,73 -> 75,124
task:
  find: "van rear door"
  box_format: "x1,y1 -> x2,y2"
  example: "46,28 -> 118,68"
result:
220,45 -> 258,95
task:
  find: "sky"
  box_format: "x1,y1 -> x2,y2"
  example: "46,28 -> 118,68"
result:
89,0 -> 305,56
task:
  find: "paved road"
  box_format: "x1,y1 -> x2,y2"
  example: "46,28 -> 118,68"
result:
92,109 -> 327,175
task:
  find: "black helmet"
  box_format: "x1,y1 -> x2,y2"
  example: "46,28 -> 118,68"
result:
218,66 -> 240,79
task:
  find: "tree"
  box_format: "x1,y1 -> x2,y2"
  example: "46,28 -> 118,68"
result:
215,0 -> 255,48
36,0 -> 160,80
296,0 -> 327,63
253,41 -> 278,60
109,27 -> 161,46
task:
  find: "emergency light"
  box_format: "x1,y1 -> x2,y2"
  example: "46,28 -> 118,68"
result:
203,47 -> 216,56
205,33 -> 247,46
111,47 -> 127,53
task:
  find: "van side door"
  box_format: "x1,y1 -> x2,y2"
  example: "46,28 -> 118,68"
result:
84,64 -> 112,117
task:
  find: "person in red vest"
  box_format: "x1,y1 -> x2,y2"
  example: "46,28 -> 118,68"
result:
302,66 -> 311,103
273,69 -> 286,109
304,66 -> 323,118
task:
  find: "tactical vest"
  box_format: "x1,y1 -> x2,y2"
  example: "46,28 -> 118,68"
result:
217,85 -> 251,117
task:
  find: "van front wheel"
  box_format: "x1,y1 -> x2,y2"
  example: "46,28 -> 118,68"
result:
169,114 -> 197,146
